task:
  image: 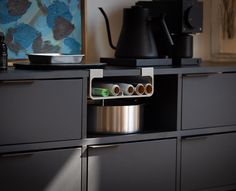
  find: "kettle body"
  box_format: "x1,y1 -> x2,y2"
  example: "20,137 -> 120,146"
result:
99,6 -> 158,59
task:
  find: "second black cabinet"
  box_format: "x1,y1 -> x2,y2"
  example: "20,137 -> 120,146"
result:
0,148 -> 82,191
87,139 -> 176,191
182,73 -> 236,130
181,132 -> 236,191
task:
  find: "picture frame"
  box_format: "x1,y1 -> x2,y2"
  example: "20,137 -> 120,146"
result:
0,0 -> 85,62
211,0 -> 236,61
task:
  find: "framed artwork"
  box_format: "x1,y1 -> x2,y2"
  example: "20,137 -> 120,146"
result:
0,0 -> 84,60
211,0 -> 236,60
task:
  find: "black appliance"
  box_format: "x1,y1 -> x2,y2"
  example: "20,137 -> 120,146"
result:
99,6 -> 158,58
99,6 -> 174,67
136,0 -> 203,65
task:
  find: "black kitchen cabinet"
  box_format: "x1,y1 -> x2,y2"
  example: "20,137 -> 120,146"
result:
2,63 -> 236,191
182,73 -> 236,130
87,139 -> 176,191
0,79 -> 83,145
181,132 -> 236,191
0,148 -> 82,191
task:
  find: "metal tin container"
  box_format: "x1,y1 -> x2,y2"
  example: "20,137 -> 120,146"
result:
27,53 -> 84,64
88,104 -> 143,134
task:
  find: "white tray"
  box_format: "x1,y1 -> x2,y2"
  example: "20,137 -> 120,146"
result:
27,53 -> 84,64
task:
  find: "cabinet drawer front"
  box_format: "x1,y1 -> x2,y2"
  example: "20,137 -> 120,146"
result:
182,73 -> 236,130
88,139 -> 176,191
0,148 -> 82,191
0,79 -> 83,145
181,132 -> 236,191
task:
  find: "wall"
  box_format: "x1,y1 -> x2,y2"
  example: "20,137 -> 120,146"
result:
193,0 -> 211,61
85,0 -> 212,63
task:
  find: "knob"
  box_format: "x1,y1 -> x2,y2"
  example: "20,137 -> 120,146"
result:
184,4 -> 202,30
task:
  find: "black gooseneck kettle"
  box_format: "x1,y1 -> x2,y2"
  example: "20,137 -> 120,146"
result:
99,6 -> 159,59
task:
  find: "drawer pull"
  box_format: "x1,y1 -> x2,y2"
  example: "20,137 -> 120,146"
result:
0,80 -> 34,85
184,72 -> 224,78
184,74 -> 210,78
89,144 -> 118,149
0,152 -> 34,158
182,136 -> 208,141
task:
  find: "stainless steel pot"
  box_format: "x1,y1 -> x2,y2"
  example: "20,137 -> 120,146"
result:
88,104 -> 143,134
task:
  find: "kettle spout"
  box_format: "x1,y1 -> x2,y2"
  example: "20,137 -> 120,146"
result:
99,7 -> 117,50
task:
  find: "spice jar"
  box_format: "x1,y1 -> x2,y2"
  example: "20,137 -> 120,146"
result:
0,34 -> 8,70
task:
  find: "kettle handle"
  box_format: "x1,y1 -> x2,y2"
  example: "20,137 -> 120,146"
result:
160,14 -> 174,46
99,7 -> 116,50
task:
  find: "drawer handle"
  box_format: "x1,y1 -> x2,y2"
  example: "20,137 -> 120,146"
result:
0,80 -> 34,84
0,152 -> 34,158
184,72 -> 224,78
184,74 -> 210,78
182,136 -> 208,141
89,144 -> 119,149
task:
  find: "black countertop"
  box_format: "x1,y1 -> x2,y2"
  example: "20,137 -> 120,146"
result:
1,61 -> 236,80
0,66 -> 89,80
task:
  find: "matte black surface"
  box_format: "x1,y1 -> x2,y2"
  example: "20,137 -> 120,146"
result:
1,63 -> 236,191
144,75 -> 178,132
171,34 -> 193,58
172,57 -> 201,66
100,6 -> 159,58
87,139 -> 176,191
100,57 -> 172,66
0,148 -> 81,191
0,62 -> 236,80
136,0 -> 203,58
181,132 -> 236,191
0,79 -> 83,145
0,67 -> 89,81
182,73 -> 236,130
137,0 -> 203,34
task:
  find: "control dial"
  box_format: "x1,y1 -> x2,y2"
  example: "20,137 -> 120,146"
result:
184,4 -> 202,30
